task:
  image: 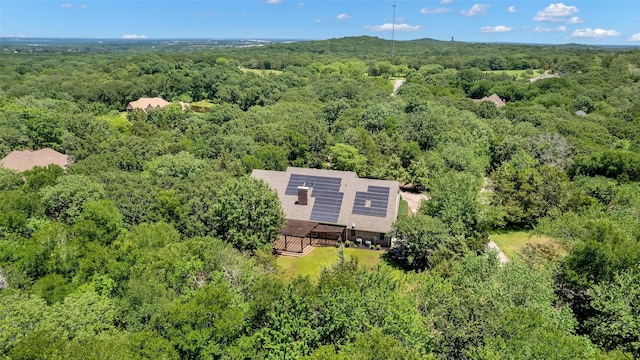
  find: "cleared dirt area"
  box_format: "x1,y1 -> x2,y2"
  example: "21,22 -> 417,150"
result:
486,240 -> 509,264
391,79 -> 404,97
399,190 -> 429,214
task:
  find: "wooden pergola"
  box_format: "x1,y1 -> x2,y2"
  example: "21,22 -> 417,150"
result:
275,220 -> 346,253
276,220 -> 318,254
308,223 -> 346,246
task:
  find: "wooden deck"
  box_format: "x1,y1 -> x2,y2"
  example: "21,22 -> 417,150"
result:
274,235 -> 312,254
274,236 -> 340,257
277,244 -> 316,257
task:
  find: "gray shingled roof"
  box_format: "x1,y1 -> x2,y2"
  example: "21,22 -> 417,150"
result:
252,167 -> 400,234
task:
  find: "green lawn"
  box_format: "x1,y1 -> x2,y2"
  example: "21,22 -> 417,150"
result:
398,198 -> 409,219
482,69 -> 548,79
190,100 -> 214,110
490,230 -> 552,260
277,246 -> 383,280
239,68 -> 283,75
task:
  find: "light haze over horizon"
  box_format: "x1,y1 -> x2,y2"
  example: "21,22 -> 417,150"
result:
2,0 -> 639,45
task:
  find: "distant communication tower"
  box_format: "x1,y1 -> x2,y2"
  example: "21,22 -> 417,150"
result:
390,1 -> 396,57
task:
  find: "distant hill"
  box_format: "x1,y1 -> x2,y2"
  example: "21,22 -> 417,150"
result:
227,35 -> 622,70
255,35 -> 623,60
1,35 -> 632,59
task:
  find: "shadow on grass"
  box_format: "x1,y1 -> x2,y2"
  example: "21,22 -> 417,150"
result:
380,250 -> 414,271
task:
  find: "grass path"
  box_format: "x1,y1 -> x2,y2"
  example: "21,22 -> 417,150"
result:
276,246 -> 383,280
490,231 -> 553,260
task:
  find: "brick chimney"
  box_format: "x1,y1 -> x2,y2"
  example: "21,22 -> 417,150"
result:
297,186 -> 309,205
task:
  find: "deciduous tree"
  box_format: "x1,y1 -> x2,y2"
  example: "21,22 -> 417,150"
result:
329,143 -> 367,176
40,175 -> 106,224
390,214 -> 465,270
212,177 -> 285,251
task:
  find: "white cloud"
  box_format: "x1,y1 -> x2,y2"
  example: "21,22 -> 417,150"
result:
122,34 -> 148,39
420,7 -> 450,14
441,0 -> 452,4
533,3 -> 578,22
314,19 -> 321,23
461,4 -> 488,17
390,24 -> 423,32
534,26 -> 567,32
507,6 -> 516,13
571,28 -> 621,39
630,33 -> 640,42
479,25 -> 513,33
366,23 -> 423,32
295,2 -> 304,7
266,0 -> 283,4
336,13 -> 351,20
0,33 -> 27,38
60,3 -> 86,9
567,16 -> 583,24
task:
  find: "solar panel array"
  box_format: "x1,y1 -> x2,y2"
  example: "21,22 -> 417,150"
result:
352,186 -> 390,217
285,174 -> 341,195
309,190 -> 344,223
285,174 -> 392,222
285,174 -> 343,223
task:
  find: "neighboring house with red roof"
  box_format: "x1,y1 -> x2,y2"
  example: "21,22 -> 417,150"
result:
473,93 -> 506,107
126,97 -> 170,112
0,148 -> 71,172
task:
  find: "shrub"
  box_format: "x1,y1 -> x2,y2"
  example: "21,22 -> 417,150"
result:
345,240 -> 351,248
375,244 -> 381,250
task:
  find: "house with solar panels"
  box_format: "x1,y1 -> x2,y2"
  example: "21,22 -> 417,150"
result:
252,167 -> 400,253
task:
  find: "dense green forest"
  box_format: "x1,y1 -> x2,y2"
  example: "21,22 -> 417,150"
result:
1,36 -> 640,359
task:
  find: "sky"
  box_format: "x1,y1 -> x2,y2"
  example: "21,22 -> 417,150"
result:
1,0 -> 639,45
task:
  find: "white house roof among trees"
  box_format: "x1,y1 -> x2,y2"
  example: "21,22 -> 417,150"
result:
0,148 -> 71,172
252,167 -> 400,234
126,97 -> 170,112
